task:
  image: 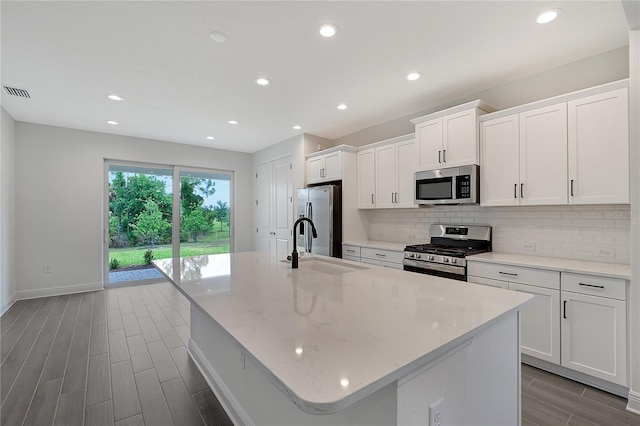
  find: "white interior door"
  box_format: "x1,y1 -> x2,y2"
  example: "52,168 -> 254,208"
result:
256,162 -> 273,252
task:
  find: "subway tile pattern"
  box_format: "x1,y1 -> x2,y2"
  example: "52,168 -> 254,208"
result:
368,205 -> 631,264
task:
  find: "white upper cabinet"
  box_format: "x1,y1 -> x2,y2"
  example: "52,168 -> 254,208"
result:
481,103 -> 568,207
480,114 -> 520,206
519,104 -> 568,206
412,100 -> 494,171
307,147 -> 349,185
356,135 -> 417,209
568,87 -> 629,204
357,148 -> 376,209
480,81 -> 629,207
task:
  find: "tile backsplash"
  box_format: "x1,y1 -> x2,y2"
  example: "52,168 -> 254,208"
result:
367,205 -> 631,264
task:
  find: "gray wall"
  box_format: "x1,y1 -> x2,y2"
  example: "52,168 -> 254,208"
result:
334,47 -> 629,147
1,107 -> 16,313
14,123 -> 253,299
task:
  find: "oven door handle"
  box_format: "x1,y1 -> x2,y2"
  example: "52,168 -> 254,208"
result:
403,260 -> 465,276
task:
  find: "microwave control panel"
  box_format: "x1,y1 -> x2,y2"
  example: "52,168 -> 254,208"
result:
456,175 -> 471,199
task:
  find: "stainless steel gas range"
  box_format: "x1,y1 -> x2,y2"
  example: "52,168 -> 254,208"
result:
403,224 -> 492,281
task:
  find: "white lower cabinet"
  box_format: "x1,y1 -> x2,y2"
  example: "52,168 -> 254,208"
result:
468,263 -> 560,364
468,261 -> 628,387
561,273 -> 627,386
509,282 -> 560,364
342,244 -> 403,269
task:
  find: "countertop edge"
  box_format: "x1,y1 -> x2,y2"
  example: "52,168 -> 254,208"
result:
467,253 -> 631,280
343,240 -> 409,252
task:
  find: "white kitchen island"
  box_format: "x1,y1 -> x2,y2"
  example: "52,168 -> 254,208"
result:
154,252 -> 532,426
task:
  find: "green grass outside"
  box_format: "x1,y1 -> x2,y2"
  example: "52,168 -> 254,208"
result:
109,233 -> 230,268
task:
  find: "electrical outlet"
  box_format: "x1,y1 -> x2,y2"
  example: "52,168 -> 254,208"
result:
522,241 -> 536,252
429,397 -> 444,426
595,247 -> 615,258
43,265 -> 52,273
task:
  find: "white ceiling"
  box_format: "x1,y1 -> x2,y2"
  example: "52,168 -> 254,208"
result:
1,1 -> 629,153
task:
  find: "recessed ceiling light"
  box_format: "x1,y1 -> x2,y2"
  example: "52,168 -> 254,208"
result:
107,120 -> 118,125
337,104 -> 347,110
536,9 -> 560,24
228,120 -> 238,125
319,24 -> 338,38
108,94 -> 124,101
406,72 -> 422,81
255,77 -> 270,86
293,125 -> 302,130
206,136 -> 215,140
209,31 -> 227,42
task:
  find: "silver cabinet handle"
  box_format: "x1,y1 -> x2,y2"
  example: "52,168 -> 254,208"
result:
579,282 -> 605,289
375,253 -> 386,257
520,183 -> 524,198
371,193 -> 374,204
514,184 -> 517,199
563,300 -> 567,319
570,179 -> 575,196
346,249 -> 355,253
443,149 -> 446,162
391,193 -> 394,203
438,150 -> 442,163
499,271 -> 518,276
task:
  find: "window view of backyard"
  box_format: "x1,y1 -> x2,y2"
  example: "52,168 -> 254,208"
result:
108,165 -> 230,284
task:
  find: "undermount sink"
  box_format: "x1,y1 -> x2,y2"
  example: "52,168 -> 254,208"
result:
283,256 -> 369,275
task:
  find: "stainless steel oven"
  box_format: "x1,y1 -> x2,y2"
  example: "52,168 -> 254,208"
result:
415,165 -> 479,205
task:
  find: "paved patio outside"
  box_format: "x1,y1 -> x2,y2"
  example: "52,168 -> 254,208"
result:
108,267 -> 164,283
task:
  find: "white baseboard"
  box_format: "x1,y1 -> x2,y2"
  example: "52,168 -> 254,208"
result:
188,339 -> 254,426
628,390 -> 640,415
15,282 -> 103,300
1,296 -> 17,317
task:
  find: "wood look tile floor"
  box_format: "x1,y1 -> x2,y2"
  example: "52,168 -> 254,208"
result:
0,282 -> 232,426
2,282 -> 640,426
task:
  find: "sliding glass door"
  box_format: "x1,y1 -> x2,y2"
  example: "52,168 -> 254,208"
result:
106,163 -> 173,285
105,161 -> 233,286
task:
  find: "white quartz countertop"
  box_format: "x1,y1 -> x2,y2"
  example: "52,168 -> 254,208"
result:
154,252 -> 531,414
467,252 -> 631,280
342,240 -> 408,251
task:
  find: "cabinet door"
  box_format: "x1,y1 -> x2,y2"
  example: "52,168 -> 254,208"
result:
416,118 -> 443,171
480,115 -> 520,206
357,149 -> 376,209
375,144 -> 397,208
323,151 -> 342,181
519,103 -> 568,206
443,108 -> 478,167
395,139 -> 418,208
561,291 -> 627,386
509,283 -> 560,364
307,156 -> 324,185
568,88 -> 629,204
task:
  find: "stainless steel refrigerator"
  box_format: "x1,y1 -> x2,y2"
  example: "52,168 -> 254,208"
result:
296,184 -> 342,258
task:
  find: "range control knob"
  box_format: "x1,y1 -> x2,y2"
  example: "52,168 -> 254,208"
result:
443,258 -> 449,263
450,258 -> 457,264
415,253 -> 421,259
428,255 -> 435,261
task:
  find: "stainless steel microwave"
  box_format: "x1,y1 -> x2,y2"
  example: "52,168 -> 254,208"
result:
414,165 -> 479,205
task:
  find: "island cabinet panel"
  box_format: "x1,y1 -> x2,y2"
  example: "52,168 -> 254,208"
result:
398,311 -> 520,426
568,87 -> 629,204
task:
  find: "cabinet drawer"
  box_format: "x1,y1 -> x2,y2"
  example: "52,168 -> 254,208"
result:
342,255 -> 361,263
467,262 -> 559,289
380,260 -> 403,270
561,273 -> 626,301
343,245 -> 361,257
468,276 -> 509,289
361,247 -> 404,264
